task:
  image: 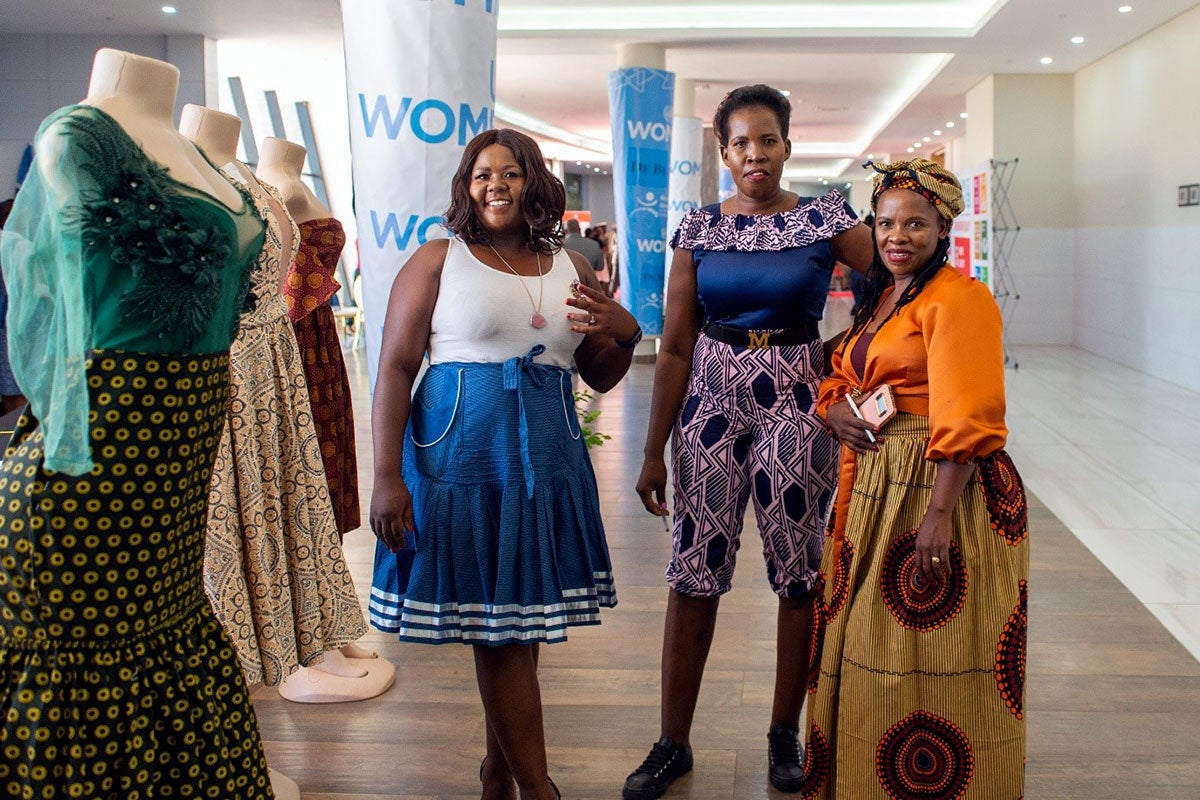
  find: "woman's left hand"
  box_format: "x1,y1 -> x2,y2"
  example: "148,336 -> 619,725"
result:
913,508 -> 954,589
567,281 -> 640,342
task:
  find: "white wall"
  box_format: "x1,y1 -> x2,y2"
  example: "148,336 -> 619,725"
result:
965,73 -> 1075,346
0,33 -> 208,196
1073,4 -> 1200,392
215,35 -> 359,279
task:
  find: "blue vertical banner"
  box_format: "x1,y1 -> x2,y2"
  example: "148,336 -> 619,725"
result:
608,67 -> 674,336
342,0 -> 498,387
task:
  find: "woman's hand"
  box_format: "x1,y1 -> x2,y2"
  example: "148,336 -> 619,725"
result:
370,474 -> 414,553
636,455 -> 670,520
825,399 -> 881,454
567,282 -> 640,342
913,507 -> 954,589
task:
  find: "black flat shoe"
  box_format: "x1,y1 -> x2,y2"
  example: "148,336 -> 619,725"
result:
622,736 -> 693,800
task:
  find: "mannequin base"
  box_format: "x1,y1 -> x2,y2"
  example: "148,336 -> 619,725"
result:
269,769 -> 301,800
277,649 -> 395,704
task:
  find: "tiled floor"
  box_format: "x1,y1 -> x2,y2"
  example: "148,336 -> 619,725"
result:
251,309 -> 1200,798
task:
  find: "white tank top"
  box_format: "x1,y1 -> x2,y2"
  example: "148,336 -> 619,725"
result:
429,237 -> 584,368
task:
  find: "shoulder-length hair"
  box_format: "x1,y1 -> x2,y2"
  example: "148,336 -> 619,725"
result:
443,128 -> 565,254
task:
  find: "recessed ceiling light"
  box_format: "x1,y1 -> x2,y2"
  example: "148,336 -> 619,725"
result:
923,136 -> 931,142
593,167 -> 600,172
575,160 -> 582,165
780,90 -> 791,97
844,182 -> 852,188
1071,35 -> 1085,44
960,112 -> 968,119
1118,5 -> 1132,12
933,129 -> 943,136
945,121 -> 955,128
907,147 -> 915,153
914,142 -> 922,148
162,4 -> 177,12
1040,56 -> 1054,65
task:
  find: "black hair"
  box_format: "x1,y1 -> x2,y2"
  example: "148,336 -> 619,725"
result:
443,128 -> 565,254
712,84 -> 791,146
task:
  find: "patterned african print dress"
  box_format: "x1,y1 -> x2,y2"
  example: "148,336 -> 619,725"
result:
801,267 -> 1029,800
282,218 -> 360,537
0,105 -> 274,799
203,179 -> 366,688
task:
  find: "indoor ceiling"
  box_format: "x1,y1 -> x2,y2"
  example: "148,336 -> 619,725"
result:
1,0 -> 1196,180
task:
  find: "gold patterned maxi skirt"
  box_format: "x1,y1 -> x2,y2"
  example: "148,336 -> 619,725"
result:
204,301 -> 367,687
802,413 -> 1029,800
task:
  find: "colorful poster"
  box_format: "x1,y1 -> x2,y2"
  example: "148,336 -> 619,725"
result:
342,0 -> 498,386
608,67 -> 674,335
953,162 -> 994,293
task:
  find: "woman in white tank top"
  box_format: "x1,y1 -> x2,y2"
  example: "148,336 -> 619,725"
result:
369,129 -> 642,800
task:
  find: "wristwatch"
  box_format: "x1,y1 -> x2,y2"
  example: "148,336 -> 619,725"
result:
614,325 -> 643,349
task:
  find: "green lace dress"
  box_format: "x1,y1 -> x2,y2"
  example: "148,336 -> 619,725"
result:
0,105 -> 275,799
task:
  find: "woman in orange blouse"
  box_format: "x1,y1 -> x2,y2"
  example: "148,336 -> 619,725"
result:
801,159 -> 1029,799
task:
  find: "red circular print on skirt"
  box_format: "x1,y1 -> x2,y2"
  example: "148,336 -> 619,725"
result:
880,529 -> 968,632
875,710 -> 974,800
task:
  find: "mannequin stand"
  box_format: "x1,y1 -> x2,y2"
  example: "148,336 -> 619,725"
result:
277,648 -> 395,703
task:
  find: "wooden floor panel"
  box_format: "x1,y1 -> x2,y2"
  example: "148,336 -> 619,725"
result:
250,354 -> 1200,799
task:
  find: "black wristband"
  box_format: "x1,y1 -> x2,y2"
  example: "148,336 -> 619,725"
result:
614,325 -> 643,349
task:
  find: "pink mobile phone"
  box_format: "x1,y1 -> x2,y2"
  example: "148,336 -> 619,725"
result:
859,384 -> 897,428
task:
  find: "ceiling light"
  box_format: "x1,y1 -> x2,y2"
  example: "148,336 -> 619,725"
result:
867,153 -> 874,159
161,4 -> 177,12
780,90 -> 791,97
1118,5 -> 1132,12
575,160 -> 582,165
593,167 -> 600,172
1071,35 -> 1085,44
845,182 -> 852,188
960,112 -> 968,119
945,121 -> 955,128
907,147 -> 915,153
923,136 -> 931,142
914,142 -> 922,148
1040,56 -> 1054,65
933,129 -> 942,136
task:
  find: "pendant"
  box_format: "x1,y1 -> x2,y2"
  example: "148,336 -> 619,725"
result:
530,312 -> 547,329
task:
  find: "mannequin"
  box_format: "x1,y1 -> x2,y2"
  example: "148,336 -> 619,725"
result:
178,105 -> 292,293
255,135 -> 386,693
179,109 -> 392,705
0,49 -> 274,799
255,137 -> 328,223
80,49 -> 242,209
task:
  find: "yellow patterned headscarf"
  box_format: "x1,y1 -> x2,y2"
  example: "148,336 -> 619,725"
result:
867,158 -> 964,221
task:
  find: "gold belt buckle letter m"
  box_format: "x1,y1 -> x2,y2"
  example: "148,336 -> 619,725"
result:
747,330 -> 771,349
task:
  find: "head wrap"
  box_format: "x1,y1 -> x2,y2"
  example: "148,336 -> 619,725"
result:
866,158 -> 964,221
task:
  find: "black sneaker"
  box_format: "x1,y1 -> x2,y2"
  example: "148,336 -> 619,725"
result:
767,725 -> 805,792
622,736 -> 694,800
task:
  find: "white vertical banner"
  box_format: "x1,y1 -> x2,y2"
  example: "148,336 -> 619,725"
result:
664,115 -> 702,291
342,0 -> 498,386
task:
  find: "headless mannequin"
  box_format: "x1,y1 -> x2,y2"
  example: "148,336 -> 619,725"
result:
65,50 -> 242,209
255,138 -> 329,225
177,108 -> 393,703
178,105 -> 293,294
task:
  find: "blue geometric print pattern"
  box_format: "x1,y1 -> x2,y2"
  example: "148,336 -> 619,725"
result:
666,335 -> 839,598
670,190 -> 858,253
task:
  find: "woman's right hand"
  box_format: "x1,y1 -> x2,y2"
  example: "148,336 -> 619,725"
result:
636,455 -> 670,519
370,474 -> 414,553
826,400 -> 881,454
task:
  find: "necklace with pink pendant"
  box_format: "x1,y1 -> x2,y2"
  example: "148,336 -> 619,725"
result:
489,244 -> 546,328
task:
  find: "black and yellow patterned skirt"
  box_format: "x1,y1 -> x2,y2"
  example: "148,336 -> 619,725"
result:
0,351 -> 273,800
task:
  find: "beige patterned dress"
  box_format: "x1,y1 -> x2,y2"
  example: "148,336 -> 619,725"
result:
204,176 -> 367,687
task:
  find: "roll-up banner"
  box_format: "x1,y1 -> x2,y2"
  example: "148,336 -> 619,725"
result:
608,67 -> 674,336
342,0 -> 498,386
665,115 -> 702,292
951,162 -> 994,294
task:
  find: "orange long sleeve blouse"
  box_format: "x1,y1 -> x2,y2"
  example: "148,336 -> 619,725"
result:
817,266 -> 1007,463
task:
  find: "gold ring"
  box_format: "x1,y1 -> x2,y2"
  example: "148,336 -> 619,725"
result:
589,314 -> 596,325
930,556 -> 942,564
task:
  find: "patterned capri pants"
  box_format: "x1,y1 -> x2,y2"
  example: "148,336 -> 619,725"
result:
666,334 -> 839,598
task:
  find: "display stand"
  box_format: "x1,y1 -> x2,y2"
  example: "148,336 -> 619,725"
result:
989,157 -> 1021,370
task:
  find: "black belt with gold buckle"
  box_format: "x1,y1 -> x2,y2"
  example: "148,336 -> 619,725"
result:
702,320 -> 819,350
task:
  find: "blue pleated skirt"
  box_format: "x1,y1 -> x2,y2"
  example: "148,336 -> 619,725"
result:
370,353 -> 616,645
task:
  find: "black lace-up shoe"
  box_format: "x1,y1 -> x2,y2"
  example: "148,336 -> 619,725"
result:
622,736 -> 694,800
767,724 -> 806,792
